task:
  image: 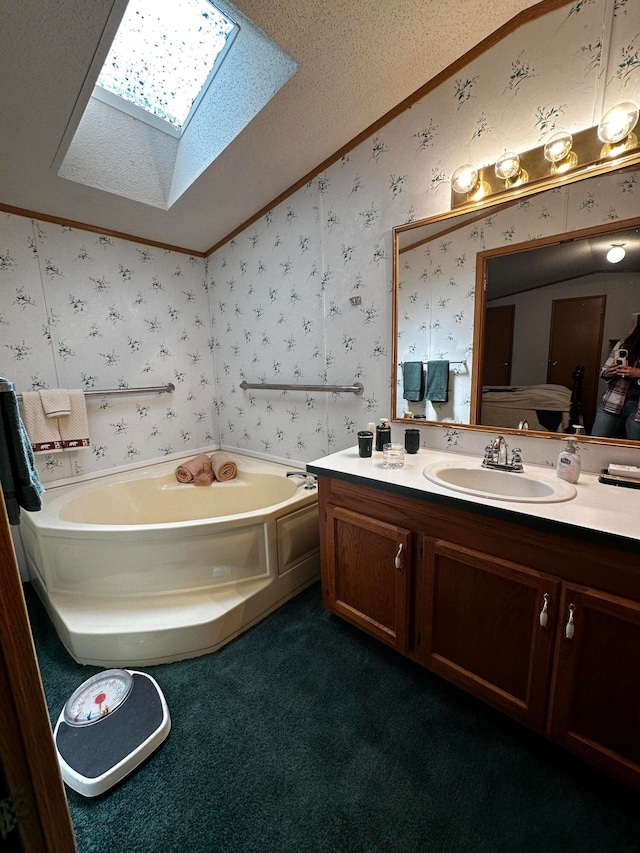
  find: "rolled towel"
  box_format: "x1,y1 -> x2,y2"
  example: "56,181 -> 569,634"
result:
175,453 -> 213,484
194,466 -> 214,486
210,451 -> 237,481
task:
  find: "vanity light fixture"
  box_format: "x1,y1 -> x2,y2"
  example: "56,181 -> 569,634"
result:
543,130 -> 577,172
606,243 -> 626,264
494,151 -> 528,187
451,103 -> 640,210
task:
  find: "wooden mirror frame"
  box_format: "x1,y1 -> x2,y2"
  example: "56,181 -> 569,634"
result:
392,151 -> 640,447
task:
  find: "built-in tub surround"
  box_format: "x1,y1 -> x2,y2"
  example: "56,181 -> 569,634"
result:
20,452 -> 320,666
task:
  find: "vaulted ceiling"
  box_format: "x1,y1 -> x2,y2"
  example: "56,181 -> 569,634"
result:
0,0 -> 541,253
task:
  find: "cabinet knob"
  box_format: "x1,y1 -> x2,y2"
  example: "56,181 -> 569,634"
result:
539,593 -> 550,629
394,543 -> 404,573
565,603 -> 576,640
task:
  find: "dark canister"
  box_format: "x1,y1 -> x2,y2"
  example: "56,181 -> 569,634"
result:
404,428 -> 420,454
357,430 -> 373,458
375,418 -> 391,451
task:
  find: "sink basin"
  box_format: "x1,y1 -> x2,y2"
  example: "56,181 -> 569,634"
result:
423,462 -> 576,503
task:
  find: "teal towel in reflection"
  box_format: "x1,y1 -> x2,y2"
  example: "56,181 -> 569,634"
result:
402,362 -> 425,402
0,378 -> 44,524
425,360 -> 449,403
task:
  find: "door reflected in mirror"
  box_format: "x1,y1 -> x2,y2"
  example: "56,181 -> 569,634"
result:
393,161 -> 640,445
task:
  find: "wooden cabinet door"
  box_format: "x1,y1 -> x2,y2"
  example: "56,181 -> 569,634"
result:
324,505 -> 411,652
423,539 -> 560,729
547,583 -> 640,788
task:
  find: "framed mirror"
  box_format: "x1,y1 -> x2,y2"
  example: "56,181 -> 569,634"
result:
392,157 -> 640,446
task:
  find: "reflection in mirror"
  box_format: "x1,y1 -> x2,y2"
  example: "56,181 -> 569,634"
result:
393,162 -> 640,446
481,226 -> 640,437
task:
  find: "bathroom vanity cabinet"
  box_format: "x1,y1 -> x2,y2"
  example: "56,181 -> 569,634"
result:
317,473 -> 640,789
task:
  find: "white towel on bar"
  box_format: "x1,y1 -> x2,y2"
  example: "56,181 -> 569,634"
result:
58,389 -> 90,449
39,388 -> 71,418
21,391 -> 63,453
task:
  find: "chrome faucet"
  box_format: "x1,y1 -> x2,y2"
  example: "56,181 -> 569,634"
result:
493,435 -> 508,465
286,471 -> 317,489
482,436 -> 523,472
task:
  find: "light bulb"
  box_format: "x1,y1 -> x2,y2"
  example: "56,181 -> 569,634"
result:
495,151 -> 521,180
597,102 -> 639,144
544,131 -> 573,163
606,244 -> 626,264
451,163 -> 479,195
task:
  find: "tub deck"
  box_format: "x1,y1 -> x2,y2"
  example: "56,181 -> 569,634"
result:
21,452 -> 320,666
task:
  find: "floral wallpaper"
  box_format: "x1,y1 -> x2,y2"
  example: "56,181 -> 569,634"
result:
0,215 -> 215,483
2,0 -> 640,497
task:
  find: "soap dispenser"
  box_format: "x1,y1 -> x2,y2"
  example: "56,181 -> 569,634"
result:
375,418 -> 391,452
557,434 -> 581,484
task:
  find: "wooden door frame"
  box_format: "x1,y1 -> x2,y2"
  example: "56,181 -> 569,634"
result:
0,494 -> 76,851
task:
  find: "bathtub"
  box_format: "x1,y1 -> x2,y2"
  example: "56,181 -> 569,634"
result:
20,452 -> 320,666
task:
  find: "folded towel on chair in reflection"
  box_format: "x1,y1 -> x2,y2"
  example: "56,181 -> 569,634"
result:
210,451 -> 237,481
175,453 -> 213,485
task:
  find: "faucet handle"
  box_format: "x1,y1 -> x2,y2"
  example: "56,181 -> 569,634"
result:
511,448 -> 524,471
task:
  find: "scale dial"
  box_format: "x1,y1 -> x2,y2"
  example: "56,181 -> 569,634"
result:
63,669 -> 133,726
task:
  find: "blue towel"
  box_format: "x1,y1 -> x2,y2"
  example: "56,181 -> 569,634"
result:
0,378 -> 44,524
402,362 -> 425,402
425,360 -> 449,403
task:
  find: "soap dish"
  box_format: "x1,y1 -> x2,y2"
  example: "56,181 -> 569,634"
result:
598,468 -> 640,489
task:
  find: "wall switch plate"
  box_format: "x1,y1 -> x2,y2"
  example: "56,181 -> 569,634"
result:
349,296 -> 362,306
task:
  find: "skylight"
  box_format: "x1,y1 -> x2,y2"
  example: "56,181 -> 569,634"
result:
58,0 -> 299,209
96,0 -> 236,132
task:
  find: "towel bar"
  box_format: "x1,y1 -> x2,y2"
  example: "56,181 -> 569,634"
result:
399,360 -> 466,367
4,383 -> 176,400
240,380 -> 364,396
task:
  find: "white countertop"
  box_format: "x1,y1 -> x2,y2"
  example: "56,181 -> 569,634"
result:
308,447 -> 640,547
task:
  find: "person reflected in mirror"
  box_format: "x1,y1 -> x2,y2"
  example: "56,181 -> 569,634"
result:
591,318 -> 640,440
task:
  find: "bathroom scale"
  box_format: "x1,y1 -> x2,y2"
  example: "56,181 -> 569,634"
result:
54,669 -> 171,797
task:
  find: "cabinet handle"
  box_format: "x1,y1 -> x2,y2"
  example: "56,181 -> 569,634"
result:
539,593 -> 550,629
394,543 -> 404,573
565,603 -> 576,640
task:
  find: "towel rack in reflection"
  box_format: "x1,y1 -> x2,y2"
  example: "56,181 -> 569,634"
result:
2,382 -> 176,400
240,380 -> 364,396
400,360 -> 467,367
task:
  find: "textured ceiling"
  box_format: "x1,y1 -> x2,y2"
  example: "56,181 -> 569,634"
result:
487,227 -> 640,300
0,0 -> 542,253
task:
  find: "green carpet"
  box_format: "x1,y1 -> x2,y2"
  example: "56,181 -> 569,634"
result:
25,582 -> 640,852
